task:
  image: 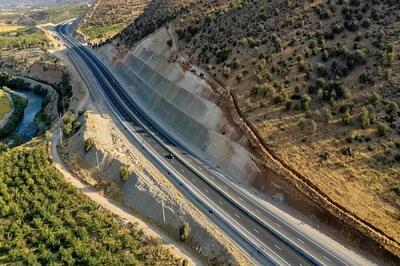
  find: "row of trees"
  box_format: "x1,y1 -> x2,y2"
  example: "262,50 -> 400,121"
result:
0,143 -> 179,265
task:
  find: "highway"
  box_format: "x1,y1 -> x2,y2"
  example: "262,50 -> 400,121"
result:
56,21 -> 358,266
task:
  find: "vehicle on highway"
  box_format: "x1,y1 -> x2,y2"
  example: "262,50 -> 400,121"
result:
164,153 -> 174,159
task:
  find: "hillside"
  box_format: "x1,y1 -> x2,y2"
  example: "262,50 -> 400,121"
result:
79,0 -> 151,43
111,0 -> 400,258
0,0 -> 93,8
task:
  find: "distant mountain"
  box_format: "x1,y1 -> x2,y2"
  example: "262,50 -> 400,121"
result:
0,0 -> 94,8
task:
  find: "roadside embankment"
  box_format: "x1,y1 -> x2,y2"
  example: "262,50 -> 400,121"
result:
0,90 -> 27,139
0,90 -> 13,129
61,111 -> 252,265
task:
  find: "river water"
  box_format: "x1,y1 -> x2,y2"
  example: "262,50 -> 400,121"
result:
15,90 -> 43,142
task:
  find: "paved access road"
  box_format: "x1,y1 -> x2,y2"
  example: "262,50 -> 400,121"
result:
56,21 -> 358,266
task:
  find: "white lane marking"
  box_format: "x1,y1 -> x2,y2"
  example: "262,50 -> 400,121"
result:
191,178 -> 195,182
274,245 -> 282,251
234,213 -> 240,219
180,169 -> 184,173
297,238 -> 305,244
223,185 -> 228,190
275,222 -> 282,228
218,200 -> 224,205
255,209 -> 261,214
238,196 -> 244,201
204,189 -> 209,193
253,228 -> 260,233
323,256 -> 332,262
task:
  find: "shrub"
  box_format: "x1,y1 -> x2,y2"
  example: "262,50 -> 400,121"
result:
322,107 -> 332,123
388,101 -> 399,115
368,109 -> 377,124
62,112 -> 80,138
84,138 -> 95,152
222,66 -> 231,78
120,165 -> 130,182
315,78 -> 326,89
377,122 -> 389,137
369,92 -> 380,106
301,94 -> 312,111
299,61 -> 313,73
236,73 -> 244,82
359,107 -> 370,128
273,92 -> 287,104
385,52 -> 394,66
179,222 -> 190,242
272,34 -> 282,52
341,110 -> 352,125
166,39 -> 173,47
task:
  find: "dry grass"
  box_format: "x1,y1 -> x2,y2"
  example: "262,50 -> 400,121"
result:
0,25 -> 25,32
0,90 -> 11,119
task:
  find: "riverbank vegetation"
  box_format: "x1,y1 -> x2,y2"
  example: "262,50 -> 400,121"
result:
0,89 -> 11,119
0,142 -> 179,265
0,90 -> 27,139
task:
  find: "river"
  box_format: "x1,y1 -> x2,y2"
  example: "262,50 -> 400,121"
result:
15,90 -> 43,142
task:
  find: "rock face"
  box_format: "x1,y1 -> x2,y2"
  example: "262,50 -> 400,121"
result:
96,28 -> 262,184
63,112 -> 249,265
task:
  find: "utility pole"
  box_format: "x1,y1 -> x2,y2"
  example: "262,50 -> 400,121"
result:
162,199 -> 166,224
59,128 -> 63,145
95,150 -> 100,171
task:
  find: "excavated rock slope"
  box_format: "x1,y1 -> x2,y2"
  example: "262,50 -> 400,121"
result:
97,28 -> 263,184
